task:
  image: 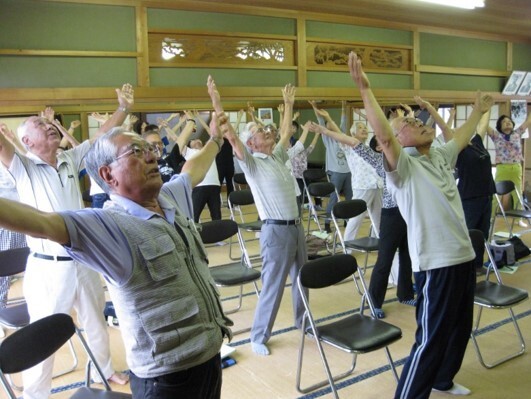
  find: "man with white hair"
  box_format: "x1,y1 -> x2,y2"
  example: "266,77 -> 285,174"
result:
0,85 -> 133,398
348,52 -> 493,398
208,76 -> 307,356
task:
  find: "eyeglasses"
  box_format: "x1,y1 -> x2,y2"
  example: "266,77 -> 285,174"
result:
114,142 -> 160,161
396,118 -> 424,136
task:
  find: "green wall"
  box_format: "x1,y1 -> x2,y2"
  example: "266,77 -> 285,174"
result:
148,8 -> 296,35
150,68 -> 296,87
306,21 -> 412,45
419,33 -> 506,69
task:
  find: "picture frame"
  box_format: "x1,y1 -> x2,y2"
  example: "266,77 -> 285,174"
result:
516,72 -> 531,96
502,70 -> 526,95
258,108 -> 273,125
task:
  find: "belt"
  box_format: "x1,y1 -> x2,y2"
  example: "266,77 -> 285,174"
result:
264,218 -> 300,226
33,253 -> 73,261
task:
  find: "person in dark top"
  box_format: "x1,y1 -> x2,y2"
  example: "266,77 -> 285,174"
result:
216,138 -> 235,198
456,125 -> 496,243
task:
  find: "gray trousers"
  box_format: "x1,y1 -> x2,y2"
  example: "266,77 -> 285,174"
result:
251,223 -> 308,344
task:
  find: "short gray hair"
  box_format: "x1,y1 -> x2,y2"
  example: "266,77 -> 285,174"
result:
84,127 -> 125,194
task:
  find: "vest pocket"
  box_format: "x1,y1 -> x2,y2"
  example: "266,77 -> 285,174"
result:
139,297 -> 200,364
139,235 -> 183,281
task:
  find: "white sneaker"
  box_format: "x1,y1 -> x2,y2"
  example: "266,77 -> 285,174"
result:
519,220 -> 528,228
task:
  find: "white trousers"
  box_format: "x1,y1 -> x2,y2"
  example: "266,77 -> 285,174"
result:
22,256 -> 113,399
344,188 -> 382,241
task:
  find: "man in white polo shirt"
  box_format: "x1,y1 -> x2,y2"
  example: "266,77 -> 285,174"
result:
0,85 -> 133,398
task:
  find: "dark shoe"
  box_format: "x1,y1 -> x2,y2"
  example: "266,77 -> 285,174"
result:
373,308 -> 385,319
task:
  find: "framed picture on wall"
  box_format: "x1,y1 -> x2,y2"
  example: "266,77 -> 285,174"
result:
502,70 -> 526,95
516,72 -> 531,96
258,108 -> 273,125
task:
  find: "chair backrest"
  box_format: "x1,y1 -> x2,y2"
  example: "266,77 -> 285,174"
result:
228,189 -> 255,207
0,313 -> 74,374
495,180 -> 515,196
0,247 -> 30,277
199,219 -> 239,244
302,168 -> 327,184
307,182 -> 335,198
232,173 -> 247,187
299,254 -> 358,289
332,199 -> 367,220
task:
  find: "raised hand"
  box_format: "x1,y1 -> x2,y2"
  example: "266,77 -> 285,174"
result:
282,83 -> 296,106
91,112 -> 110,123
413,96 -> 432,110
207,75 -> 222,112
475,91 -> 493,113
128,114 -> 139,125
116,83 -> 134,111
70,120 -> 81,129
277,103 -> 284,114
41,106 -> 55,122
348,52 -> 370,90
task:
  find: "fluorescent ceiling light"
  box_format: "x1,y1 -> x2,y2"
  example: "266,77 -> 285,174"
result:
416,0 -> 485,9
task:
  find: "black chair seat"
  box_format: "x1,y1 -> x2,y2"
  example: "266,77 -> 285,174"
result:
475,281 -> 529,308
238,220 -> 263,232
209,263 -> 261,286
0,303 -> 29,329
306,314 -> 402,353
344,237 -> 379,252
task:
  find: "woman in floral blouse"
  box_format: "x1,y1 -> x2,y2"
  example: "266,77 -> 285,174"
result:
480,110 -> 531,222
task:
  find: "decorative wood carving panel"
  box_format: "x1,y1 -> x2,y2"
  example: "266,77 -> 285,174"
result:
149,33 -> 295,67
306,42 -> 411,71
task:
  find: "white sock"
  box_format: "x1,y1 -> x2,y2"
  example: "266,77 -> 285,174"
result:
433,383 -> 471,395
251,342 -> 270,356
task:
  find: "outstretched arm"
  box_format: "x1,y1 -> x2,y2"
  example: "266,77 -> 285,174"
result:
414,96 -> 454,143
308,121 -> 360,148
516,112 -> 531,132
181,112 -> 224,188
207,75 -> 247,160
94,83 -> 135,139
278,84 -> 296,149
348,52 -> 401,169
57,120 -> 81,149
0,124 -> 23,163
452,91 -> 493,152
0,198 -> 69,244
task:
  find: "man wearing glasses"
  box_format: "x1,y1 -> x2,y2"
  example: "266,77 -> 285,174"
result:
348,52 -> 493,398
0,111 -> 231,398
0,85 -> 134,398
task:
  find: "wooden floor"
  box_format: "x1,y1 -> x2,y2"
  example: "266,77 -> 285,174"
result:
2,202 -> 531,399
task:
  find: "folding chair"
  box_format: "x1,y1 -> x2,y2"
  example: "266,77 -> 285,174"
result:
301,168 -> 330,205
489,180 -> 531,240
0,313 -> 131,399
232,173 -> 248,191
295,254 -> 402,398
199,219 -> 261,332
331,200 -> 379,271
0,248 -> 78,390
305,182 -> 336,234
227,189 -> 262,264
469,229 -> 529,368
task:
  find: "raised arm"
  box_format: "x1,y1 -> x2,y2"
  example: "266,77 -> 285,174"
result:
308,100 -> 326,127
194,110 -> 211,134
207,75 -> 247,160
414,96 -> 454,143
452,91 -> 493,152
516,112 -> 531,132
181,112 -> 224,188
0,198 -> 69,244
233,109 -> 245,132
278,84 -> 296,149
176,111 -> 198,156
57,120 -> 81,149
298,121 -> 310,146
0,124 -> 23,164
308,121 -> 360,147
94,83 -> 135,139
348,52 -> 401,169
